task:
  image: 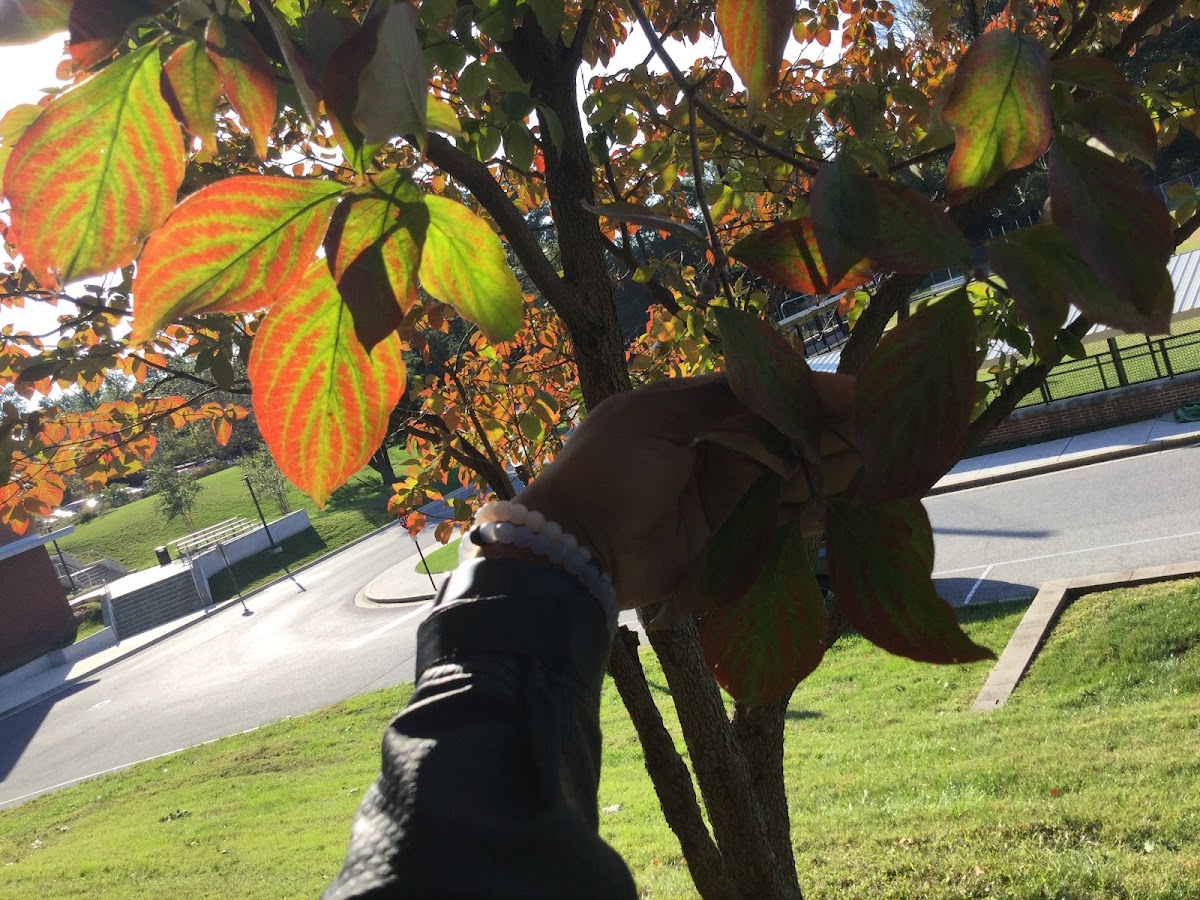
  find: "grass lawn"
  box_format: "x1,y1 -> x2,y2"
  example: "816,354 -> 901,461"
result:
3,581 -> 1200,898
414,538 -> 460,575
70,603 -> 106,644
55,450 -> 421,573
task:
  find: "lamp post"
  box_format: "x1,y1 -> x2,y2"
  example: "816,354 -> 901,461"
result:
243,474 -> 281,553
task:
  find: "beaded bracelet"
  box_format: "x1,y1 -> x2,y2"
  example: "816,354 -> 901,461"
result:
459,500 -> 617,633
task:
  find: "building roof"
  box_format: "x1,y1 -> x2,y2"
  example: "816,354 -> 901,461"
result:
0,525 -> 75,564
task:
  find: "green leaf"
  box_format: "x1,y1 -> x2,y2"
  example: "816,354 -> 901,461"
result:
716,0 -> 795,107
427,95 -> 463,140
324,172 -> 428,351
695,470 -> 783,615
811,156 -> 877,287
1063,95 -> 1157,165
321,19 -> 383,171
5,44 -> 183,285
537,102 -> 563,151
418,195 -> 524,341
503,121 -> 534,171
68,0 -> 161,70
247,262 -> 407,507
713,306 -> 826,455
826,498 -> 993,665
940,29 -> 1052,203
457,61 -> 489,108
987,223 -> 1155,353
869,179 -> 971,274
0,0 -> 71,45
132,176 -> 343,343
1048,137 -> 1173,333
699,521 -> 828,705
249,0 -> 321,128
729,217 -> 873,295
526,0 -> 564,41
353,0 -> 428,147
853,290 -> 976,501
162,41 -> 220,153
1050,57 -> 1132,100
206,14 -> 277,160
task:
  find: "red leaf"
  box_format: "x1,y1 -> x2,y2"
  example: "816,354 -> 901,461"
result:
729,217 -> 873,295
1048,137 -> 1173,334
206,14 -> 277,160
941,29 -> 1052,203
811,157 -> 877,287
162,41 -> 221,154
68,0 -> 160,70
826,497 -> 993,665
5,44 -> 183,284
716,0 -> 795,106
853,290 -> 976,501
1063,95 -> 1157,166
869,180 -> 971,274
132,176 -> 343,343
699,522 -> 828,705
324,172 -> 428,351
247,262 -> 407,507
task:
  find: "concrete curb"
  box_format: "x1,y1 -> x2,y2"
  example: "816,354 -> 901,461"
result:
972,560 -> 1200,712
931,429 -> 1200,496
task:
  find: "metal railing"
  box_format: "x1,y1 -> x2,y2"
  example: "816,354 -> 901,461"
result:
984,330 -> 1200,408
170,517 -> 257,560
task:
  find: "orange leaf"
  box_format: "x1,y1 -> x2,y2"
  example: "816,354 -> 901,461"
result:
162,41 -> 221,153
717,0 -> 795,106
132,176 -> 342,342
247,262 -> 406,506
206,13 -> 277,159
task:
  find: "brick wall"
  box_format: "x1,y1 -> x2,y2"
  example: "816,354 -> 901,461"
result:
0,527 -> 75,676
979,371 -> 1200,449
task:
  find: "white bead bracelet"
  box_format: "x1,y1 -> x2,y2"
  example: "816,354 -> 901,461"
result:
459,500 -> 617,633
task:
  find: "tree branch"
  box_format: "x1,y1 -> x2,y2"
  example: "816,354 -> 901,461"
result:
688,101 -> 735,305
966,314 -> 1093,447
627,0 -> 820,175
1052,0 -> 1099,59
836,274 -> 924,375
1103,0 -> 1181,58
1175,209 -> 1200,248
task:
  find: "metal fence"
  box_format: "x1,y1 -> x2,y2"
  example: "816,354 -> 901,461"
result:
984,329 -> 1200,408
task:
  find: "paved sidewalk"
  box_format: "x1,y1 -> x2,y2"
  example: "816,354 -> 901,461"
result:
932,412 -> 1200,493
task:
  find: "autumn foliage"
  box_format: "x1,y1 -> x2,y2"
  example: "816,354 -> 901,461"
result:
1,1 -> 1197,890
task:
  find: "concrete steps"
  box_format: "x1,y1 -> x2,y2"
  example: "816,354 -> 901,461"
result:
109,570 -> 204,639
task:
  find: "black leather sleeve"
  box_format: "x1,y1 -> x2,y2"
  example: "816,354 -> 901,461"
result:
324,557 -> 637,900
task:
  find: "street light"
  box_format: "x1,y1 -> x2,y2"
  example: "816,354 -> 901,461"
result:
243,474 -> 282,553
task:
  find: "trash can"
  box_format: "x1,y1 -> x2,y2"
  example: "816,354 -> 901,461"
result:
155,545 -> 172,566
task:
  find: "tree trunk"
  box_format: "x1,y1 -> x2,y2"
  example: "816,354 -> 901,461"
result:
367,445 -> 396,487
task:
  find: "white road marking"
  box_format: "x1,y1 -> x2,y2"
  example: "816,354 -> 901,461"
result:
342,602 -> 433,651
933,529 -> 1200,577
961,564 -> 993,605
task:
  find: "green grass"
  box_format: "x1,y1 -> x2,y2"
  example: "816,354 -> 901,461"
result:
71,603 -> 106,644
4,582 -> 1200,898
414,538 -> 460,575
55,450 -> 420,573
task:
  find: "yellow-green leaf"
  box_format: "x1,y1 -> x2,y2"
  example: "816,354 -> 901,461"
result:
426,95 -> 463,140
206,14 -> 277,160
0,0 -> 71,45
5,44 -> 183,285
941,29 -> 1052,204
0,103 -> 41,199
418,194 -> 524,342
324,172 -> 429,351
716,0 -> 795,107
132,176 -> 343,342
162,41 -> 220,153
248,262 -> 407,507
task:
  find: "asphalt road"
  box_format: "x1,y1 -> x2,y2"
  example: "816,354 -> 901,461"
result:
2,445 -> 1198,808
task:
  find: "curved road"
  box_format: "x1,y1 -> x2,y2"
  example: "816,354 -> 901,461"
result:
1,444 -> 1198,808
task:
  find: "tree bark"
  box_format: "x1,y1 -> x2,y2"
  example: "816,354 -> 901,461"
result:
607,629 -> 740,900
367,445 -> 397,487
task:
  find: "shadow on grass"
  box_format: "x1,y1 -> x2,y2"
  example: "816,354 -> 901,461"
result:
784,709 -> 822,721
209,528 -> 328,604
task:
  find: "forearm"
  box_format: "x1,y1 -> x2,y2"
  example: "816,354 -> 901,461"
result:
325,558 -> 635,900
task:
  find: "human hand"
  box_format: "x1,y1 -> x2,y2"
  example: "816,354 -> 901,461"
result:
508,374 -> 858,610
